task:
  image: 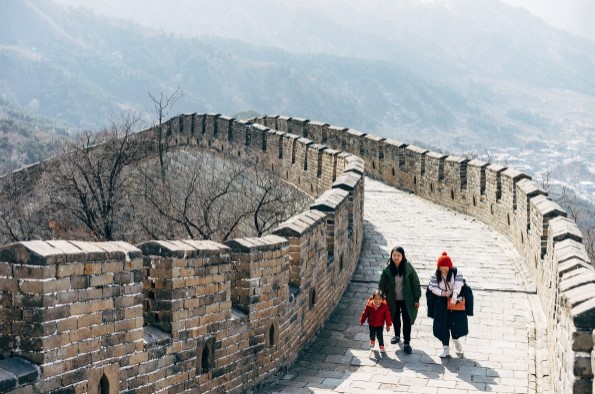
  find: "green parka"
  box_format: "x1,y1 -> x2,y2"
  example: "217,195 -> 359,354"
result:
379,261 -> 421,325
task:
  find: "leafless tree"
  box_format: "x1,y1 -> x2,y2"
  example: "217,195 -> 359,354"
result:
133,153 -> 248,241
249,169 -> 310,237
148,85 -> 184,176
47,113 -> 145,241
126,149 -> 310,243
0,166 -> 52,243
1,106 -> 309,246
539,169 -> 552,191
583,226 -> 595,266
549,185 -> 595,266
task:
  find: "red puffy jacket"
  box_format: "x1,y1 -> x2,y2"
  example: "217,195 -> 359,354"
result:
360,299 -> 392,328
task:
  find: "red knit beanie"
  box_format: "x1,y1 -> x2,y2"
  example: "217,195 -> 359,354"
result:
437,251 -> 453,268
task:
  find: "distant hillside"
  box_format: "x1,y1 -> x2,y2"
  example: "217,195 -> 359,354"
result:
2,0 -> 595,155
2,0 -> 476,139
0,95 -> 70,175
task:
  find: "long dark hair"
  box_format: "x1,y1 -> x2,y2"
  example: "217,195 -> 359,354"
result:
388,246 -> 407,277
435,267 -> 455,284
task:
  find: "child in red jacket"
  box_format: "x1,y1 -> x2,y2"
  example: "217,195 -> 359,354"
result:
360,289 -> 393,352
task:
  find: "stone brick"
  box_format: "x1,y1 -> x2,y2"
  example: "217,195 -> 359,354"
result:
89,273 -> 113,287
0,278 -> 19,293
77,312 -> 102,328
12,265 -> 56,280
0,262 -> 11,276
69,326 -> 92,343
7,385 -> 34,394
128,352 -> 148,365
56,263 -> 85,278
41,360 -> 71,377
77,338 -> 100,354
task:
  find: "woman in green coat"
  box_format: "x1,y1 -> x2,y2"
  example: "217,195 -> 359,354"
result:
378,246 -> 421,354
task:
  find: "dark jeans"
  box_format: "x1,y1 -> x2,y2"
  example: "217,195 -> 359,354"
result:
394,300 -> 411,344
368,326 -> 384,346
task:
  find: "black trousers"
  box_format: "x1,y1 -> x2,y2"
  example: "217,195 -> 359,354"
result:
394,300 -> 411,344
368,326 -> 384,346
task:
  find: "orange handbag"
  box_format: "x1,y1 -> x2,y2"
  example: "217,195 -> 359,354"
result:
445,281 -> 466,311
447,295 -> 466,311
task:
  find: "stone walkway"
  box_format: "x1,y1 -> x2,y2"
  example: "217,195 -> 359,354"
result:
254,177 -> 544,393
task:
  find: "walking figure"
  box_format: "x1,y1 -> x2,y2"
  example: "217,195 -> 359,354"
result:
378,246 -> 421,354
360,289 -> 392,353
428,251 -> 469,358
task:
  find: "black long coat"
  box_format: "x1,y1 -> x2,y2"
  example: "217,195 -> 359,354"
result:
431,296 -> 468,343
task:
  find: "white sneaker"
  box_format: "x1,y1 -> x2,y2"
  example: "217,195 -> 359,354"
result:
453,339 -> 462,352
439,346 -> 450,358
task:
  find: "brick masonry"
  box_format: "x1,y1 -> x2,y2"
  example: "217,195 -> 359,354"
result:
0,112 -> 593,393
0,114 -> 364,393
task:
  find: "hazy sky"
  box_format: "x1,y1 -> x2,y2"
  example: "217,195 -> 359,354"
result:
500,0 -> 594,39
52,0 -> 595,41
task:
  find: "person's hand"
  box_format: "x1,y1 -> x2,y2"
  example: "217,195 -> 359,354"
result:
450,297 -> 457,304
414,302 -> 420,309
386,325 -> 391,332
444,290 -> 453,297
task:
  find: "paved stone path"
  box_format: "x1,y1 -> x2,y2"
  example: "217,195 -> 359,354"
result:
255,178 -> 544,393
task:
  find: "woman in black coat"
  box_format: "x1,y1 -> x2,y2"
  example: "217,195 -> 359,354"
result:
428,251 -> 468,358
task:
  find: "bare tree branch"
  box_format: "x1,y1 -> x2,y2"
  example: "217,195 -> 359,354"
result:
48,113 -> 144,241
148,85 -> 184,176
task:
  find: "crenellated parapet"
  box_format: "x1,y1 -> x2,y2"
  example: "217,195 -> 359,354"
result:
0,112 -> 365,393
0,240 -> 143,393
137,240 -> 231,338
253,115 -> 594,392
547,217 -> 594,393
161,113 -> 363,200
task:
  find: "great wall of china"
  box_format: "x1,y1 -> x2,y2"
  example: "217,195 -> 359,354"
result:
0,113 -> 593,393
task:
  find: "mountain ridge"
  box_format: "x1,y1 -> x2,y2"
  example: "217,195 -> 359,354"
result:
1,0 -> 594,159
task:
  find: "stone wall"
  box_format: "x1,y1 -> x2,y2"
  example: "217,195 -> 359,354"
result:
254,115 -> 595,393
0,240 -> 143,394
0,114 -> 365,393
1,110 -> 592,392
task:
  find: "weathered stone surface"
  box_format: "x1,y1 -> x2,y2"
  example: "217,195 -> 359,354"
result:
0,357 -> 39,385
550,216 -> 584,243
311,189 -> 349,212
563,283 -> 595,308
561,271 -> 595,292
533,194 -> 567,218
333,172 -> 360,191
573,297 -> 595,330
137,240 -> 191,257
517,178 -> 546,197
556,239 -> 591,264
0,241 -> 65,266
0,368 -> 16,392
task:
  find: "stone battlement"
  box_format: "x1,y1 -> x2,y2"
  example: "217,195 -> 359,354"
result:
253,115 -> 594,393
0,113 -> 365,393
